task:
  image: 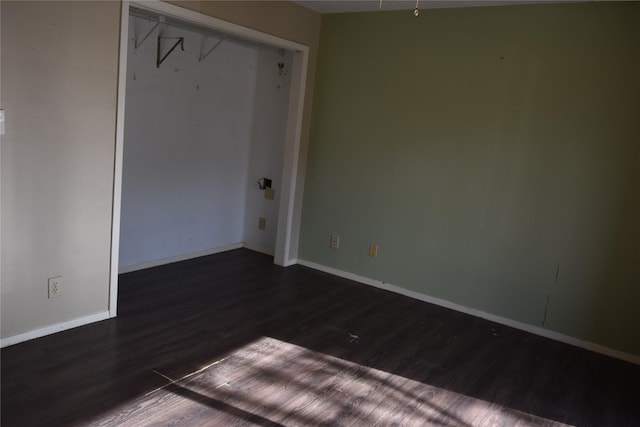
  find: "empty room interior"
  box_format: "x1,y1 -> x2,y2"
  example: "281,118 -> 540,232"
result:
1,0 -> 639,426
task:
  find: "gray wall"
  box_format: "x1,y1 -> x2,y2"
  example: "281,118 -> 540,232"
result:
1,1 -> 120,338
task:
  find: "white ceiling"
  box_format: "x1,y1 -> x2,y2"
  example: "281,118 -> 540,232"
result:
294,0 -> 595,14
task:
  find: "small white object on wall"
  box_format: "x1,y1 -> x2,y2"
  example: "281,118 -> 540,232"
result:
0,109 -> 5,135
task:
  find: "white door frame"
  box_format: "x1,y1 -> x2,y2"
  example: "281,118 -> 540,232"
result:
109,0 -> 309,316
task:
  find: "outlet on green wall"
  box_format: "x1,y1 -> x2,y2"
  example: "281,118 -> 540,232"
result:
300,3 -> 640,356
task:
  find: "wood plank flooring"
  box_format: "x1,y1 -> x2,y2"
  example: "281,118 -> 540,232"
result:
2,249 -> 639,426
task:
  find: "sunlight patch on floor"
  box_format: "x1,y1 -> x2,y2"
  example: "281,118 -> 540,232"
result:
87,337 -> 573,426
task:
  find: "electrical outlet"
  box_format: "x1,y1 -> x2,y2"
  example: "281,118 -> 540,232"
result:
48,276 -> 62,298
369,243 -> 378,258
330,233 -> 340,249
258,217 -> 266,230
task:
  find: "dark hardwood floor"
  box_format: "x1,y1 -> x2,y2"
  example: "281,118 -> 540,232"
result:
2,249 -> 639,426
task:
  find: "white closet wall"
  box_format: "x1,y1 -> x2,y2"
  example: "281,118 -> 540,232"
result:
119,17 -> 261,270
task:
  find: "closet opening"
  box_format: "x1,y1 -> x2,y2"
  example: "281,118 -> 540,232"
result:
109,1 -> 309,316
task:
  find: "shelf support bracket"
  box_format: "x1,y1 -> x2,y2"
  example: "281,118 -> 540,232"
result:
157,36 -> 184,68
199,37 -> 225,63
135,21 -> 159,49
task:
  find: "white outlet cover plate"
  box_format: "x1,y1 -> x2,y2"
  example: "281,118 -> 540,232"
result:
48,276 -> 62,298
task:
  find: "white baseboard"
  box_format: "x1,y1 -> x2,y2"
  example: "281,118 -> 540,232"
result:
242,242 -> 275,256
0,311 -> 110,348
4,244 -> 248,347
282,258 -> 298,267
119,243 -> 244,274
297,259 -> 640,366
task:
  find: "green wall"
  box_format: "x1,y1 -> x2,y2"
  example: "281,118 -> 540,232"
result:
300,3 -> 640,356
